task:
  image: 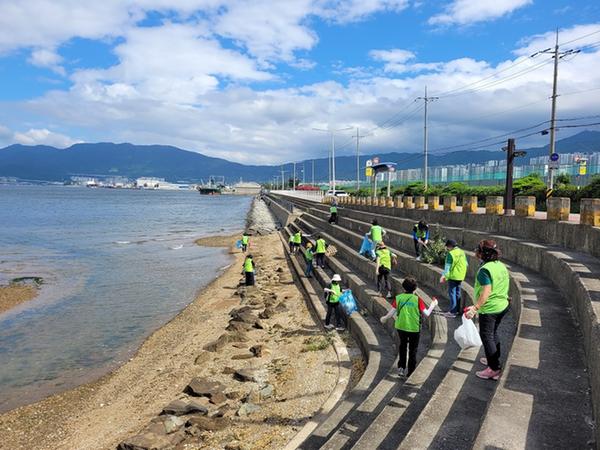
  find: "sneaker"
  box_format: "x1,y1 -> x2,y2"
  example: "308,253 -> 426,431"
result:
479,357 -> 488,366
386,292 -> 393,299
443,311 -> 456,318
324,324 -> 334,330
335,327 -> 345,331
416,256 -> 422,261
398,368 -> 405,377
476,367 -> 501,380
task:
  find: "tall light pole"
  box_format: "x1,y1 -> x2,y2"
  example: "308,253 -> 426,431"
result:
353,127 -> 366,192
417,86 -> 438,191
293,162 -> 296,191
312,159 -> 315,186
313,126 -> 353,192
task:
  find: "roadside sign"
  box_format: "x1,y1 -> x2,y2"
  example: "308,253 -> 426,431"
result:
550,153 -> 559,162
549,153 -> 559,170
579,161 -> 587,175
365,167 -> 374,177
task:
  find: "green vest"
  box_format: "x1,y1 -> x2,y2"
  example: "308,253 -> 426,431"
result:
330,206 -> 338,213
371,225 -> 383,242
474,261 -> 509,314
329,283 -> 341,303
376,248 -> 392,270
394,293 -> 420,332
289,234 -> 294,243
241,235 -> 249,245
244,257 -> 254,273
447,247 -> 467,281
293,232 -> 302,244
305,248 -> 314,261
316,239 -> 326,254
414,224 -> 426,239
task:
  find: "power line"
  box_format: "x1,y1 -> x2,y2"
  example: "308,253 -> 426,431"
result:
559,28 -> 600,46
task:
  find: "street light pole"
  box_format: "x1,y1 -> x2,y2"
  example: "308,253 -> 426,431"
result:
313,126 -> 353,193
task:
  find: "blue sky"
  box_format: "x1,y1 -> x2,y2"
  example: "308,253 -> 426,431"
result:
0,0 -> 599,163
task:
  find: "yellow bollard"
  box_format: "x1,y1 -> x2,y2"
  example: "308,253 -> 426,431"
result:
404,196 -> 414,209
428,195 -> 440,211
581,198 -> 600,226
485,196 -> 504,215
547,197 -> 570,221
462,196 -> 478,213
443,196 -> 457,212
415,196 -> 425,209
515,196 -> 536,217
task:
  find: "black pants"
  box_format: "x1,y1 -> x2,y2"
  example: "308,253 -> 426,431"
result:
245,271 -> 255,286
326,302 -> 343,327
316,253 -> 326,268
377,266 -> 391,295
479,306 -> 509,371
398,330 -> 420,375
414,239 -> 424,257
329,212 -> 338,224
241,244 -> 247,253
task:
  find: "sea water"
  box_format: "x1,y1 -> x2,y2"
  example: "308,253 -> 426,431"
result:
0,185 -> 252,412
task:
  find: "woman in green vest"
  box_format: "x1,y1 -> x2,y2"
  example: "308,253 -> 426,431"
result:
324,274 -> 345,330
440,239 -> 468,317
242,254 -> 256,286
465,240 -> 510,381
292,230 -> 302,253
315,235 -> 327,268
328,201 -> 339,224
241,232 -> 250,253
381,277 -> 437,377
304,242 -> 314,278
412,220 -> 429,261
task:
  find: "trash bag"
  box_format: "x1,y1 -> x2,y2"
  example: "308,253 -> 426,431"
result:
454,315 -> 482,349
359,235 -> 375,259
339,290 -> 358,315
235,240 -> 243,249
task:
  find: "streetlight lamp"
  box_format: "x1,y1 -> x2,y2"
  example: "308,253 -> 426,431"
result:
313,126 -> 353,193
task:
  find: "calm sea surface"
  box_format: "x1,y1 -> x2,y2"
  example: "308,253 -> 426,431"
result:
0,185 -> 252,412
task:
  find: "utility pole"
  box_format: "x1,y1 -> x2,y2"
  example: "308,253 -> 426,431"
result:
302,162 -> 306,184
353,127 -> 367,192
280,166 -> 286,190
312,159 -> 315,186
417,86 -> 438,191
503,138 -> 527,214
293,162 -> 296,191
533,29 -> 580,196
313,126 -> 353,193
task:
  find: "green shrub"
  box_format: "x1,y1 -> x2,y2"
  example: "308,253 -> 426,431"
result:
420,226 -> 447,266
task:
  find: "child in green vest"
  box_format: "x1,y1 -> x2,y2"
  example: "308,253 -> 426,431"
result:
324,273 -> 345,331
440,239 -> 468,317
381,277 -> 437,377
242,254 -> 256,286
369,220 -> 386,245
304,242 -> 314,278
465,240 -> 510,381
241,232 -> 250,253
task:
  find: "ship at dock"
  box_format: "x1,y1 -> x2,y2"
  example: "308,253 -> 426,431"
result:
196,176 -> 225,195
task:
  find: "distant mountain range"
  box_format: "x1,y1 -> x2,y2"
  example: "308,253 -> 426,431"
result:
1,131 -> 599,183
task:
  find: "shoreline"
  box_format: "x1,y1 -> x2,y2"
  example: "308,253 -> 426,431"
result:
0,197 -> 341,450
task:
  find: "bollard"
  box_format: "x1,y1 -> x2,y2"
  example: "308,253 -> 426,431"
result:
366,197 -> 372,206
581,198 -> 600,226
386,197 -> 394,208
428,195 -> 440,211
462,196 -> 478,213
394,196 -> 403,208
547,197 -> 570,221
404,196 -> 414,209
443,196 -> 457,212
379,196 -> 386,207
485,196 -> 504,215
415,196 -> 425,209
515,196 -> 536,217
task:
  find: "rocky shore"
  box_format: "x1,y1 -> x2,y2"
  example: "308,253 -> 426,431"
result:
0,197 -> 344,450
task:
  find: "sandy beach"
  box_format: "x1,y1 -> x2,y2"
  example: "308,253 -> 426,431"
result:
0,200 -> 344,450
0,282 -> 39,315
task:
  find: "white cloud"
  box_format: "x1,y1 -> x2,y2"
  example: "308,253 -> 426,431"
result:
13,128 -> 82,148
28,47 -> 65,75
514,23 -> 600,57
429,0 -> 532,26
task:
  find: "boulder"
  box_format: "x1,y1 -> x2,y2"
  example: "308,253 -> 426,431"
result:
233,368 -> 267,384
237,402 -> 261,417
185,416 -> 227,431
226,321 -> 253,333
185,378 -> 226,401
203,331 -> 248,352
161,399 -> 208,416
253,319 -> 266,330
259,307 -> 275,319
250,345 -> 269,358
209,391 -> 227,405
193,351 -> 212,366
162,415 -> 185,434
116,430 -> 185,450
259,384 -> 274,400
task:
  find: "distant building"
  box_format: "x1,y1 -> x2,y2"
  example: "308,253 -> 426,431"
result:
232,181 -> 262,195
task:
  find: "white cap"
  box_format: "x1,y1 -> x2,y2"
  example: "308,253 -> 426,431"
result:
332,274 -> 342,282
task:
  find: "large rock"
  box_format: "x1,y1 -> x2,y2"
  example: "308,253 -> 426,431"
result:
226,321 -> 253,333
161,399 -> 208,416
203,331 -> 248,352
116,430 -> 185,450
162,415 -> 184,434
233,368 -> 267,384
250,345 -> 269,358
185,378 -> 226,403
237,402 -> 261,417
259,307 -> 275,319
193,351 -> 212,366
185,416 -> 227,431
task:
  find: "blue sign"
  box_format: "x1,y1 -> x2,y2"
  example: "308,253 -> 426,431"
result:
550,153 -> 559,162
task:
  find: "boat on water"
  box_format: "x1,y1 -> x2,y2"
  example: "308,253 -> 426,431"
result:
197,176 -> 225,195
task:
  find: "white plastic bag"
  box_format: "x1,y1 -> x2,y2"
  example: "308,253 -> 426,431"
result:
454,315 -> 482,349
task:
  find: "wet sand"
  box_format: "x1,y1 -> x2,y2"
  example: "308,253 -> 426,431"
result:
0,283 -> 38,315
0,230 -> 342,450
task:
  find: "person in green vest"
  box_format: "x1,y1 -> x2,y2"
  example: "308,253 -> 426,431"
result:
369,220 -> 386,245
412,220 -> 429,261
242,254 -> 256,286
292,230 -> 302,253
324,273 -> 345,330
440,239 -> 468,317
375,242 -> 397,298
288,233 -> 295,253
465,240 -> 510,381
315,235 -> 328,268
328,200 -> 339,224
380,277 -> 437,377
304,242 -> 314,278
241,232 -> 250,253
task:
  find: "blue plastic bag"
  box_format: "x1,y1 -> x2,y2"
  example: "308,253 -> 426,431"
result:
339,290 -> 358,315
236,240 -> 243,249
358,234 -> 375,260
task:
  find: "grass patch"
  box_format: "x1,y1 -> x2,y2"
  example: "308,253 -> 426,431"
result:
301,334 -> 333,352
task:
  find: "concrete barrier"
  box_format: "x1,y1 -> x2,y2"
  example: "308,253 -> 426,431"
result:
462,196 -> 478,213
581,198 -> 600,226
547,197 -> 570,221
386,197 -> 394,208
428,195 -> 440,211
366,197 -> 372,206
404,196 -> 414,209
415,196 -> 425,209
443,196 -> 457,212
485,196 -> 504,215
515,196 -> 535,217
394,196 -> 402,208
